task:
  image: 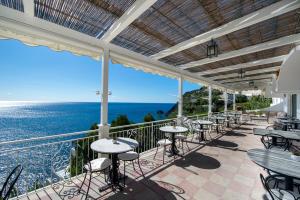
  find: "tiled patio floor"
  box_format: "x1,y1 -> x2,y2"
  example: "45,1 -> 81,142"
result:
21,120 -> 271,200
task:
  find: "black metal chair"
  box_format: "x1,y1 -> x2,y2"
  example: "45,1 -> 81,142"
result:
118,130 -> 145,186
76,144 -> 111,200
261,133 -> 291,151
0,165 -> 23,200
260,174 -> 300,200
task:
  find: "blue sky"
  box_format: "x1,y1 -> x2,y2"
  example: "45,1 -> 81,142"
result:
0,40 -> 201,103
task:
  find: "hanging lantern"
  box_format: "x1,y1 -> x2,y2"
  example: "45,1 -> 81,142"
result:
207,39 -> 219,58
239,69 -> 246,79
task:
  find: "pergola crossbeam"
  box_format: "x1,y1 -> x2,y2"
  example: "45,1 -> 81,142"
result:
180,34 -> 300,70
221,74 -> 273,84
100,0 -> 157,43
196,55 -> 286,76
150,0 -> 300,60
213,66 -> 280,81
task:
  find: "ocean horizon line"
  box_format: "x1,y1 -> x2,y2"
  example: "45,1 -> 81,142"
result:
0,100 -> 175,104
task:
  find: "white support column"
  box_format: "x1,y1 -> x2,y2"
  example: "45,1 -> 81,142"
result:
98,48 -> 110,139
224,90 -> 228,113
208,85 -> 212,115
178,76 -> 183,117
233,93 -> 236,111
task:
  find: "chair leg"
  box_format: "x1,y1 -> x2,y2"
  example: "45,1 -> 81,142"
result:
153,146 -> 159,159
137,157 -> 145,178
185,140 -> 190,151
163,146 -> 165,164
123,162 -> 126,186
84,172 -> 92,200
132,161 -> 136,171
79,172 -> 88,191
181,140 -> 184,155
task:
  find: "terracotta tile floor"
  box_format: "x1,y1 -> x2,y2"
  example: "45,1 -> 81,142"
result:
20,120 -> 271,200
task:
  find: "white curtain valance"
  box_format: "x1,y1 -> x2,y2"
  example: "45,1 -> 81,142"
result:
0,27 -> 101,60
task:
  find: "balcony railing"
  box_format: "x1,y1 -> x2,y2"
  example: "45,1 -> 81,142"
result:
0,114 -> 210,199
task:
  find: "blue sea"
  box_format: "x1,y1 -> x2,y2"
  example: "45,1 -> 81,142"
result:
0,102 -> 174,142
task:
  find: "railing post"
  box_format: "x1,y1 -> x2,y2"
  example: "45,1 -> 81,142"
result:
208,85 -> 212,116
151,122 -> 154,149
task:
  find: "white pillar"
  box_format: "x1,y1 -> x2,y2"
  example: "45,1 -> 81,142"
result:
98,48 -> 110,139
233,93 -> 236,111
178,76 -> 183,118
208,85 -> 212,114
224,90 -> 228,113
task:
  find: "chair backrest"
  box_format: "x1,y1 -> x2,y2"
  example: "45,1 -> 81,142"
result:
260,174 -> 275,200
260,173 -> 297,200
76,144 -> 92,171
261,133 -> 290,150
0,165 -> 23,200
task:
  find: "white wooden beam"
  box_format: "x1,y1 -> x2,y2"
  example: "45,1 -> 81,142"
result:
23,0 -> 34,17
180,34 -> 300,70
151,0 -> 300,60
221,74 -> 273,84
0,5 -> 230,90
196,55 -> 286,76
213,66 -> 280,80
100,0 -> 157,43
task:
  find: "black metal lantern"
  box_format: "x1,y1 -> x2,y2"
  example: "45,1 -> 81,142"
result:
239,69 -> 245,79
207,39 -> 219,58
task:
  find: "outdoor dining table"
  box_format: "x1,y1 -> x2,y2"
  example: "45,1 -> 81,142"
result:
247,148 -> 300,191
193,120 -> 213,141
159,126 -> 188,156
90,137 -> 138,191
253,128 -> 300,145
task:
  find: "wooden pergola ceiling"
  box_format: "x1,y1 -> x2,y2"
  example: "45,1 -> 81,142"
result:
1,0 -> 300,91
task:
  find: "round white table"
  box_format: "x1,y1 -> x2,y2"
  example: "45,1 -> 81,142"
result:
193,120 -> 213,141
159,126 -> 188,156
90,137 -> 138,190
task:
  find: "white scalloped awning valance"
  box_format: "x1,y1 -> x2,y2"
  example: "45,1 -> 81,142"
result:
0,27 -> 101,60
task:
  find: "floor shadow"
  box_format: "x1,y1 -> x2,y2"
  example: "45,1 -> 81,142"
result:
225,131 -> 247,137
236,127 -> 252,131
103,177 -> 181,199
174,151 -> 221,170
207,139 -> 238,148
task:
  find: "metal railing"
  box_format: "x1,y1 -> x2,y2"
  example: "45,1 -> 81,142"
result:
0,114 -> 210,199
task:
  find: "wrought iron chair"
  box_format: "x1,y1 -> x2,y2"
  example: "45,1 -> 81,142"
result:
76,144 -> 111,200
260,133 -> 291,151
154,123 -> 172,164
260,174 -> 300,200
0,165 -> 23,200
118,130 -> 145,186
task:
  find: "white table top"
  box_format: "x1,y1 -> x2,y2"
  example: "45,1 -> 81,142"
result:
159,126 -> 188,133
193,120 -> 213,125
90,137 -> 139,154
